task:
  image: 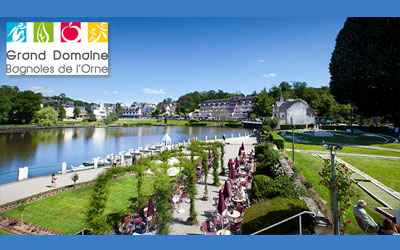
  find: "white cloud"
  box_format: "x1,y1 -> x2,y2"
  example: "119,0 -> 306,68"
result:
263,73 -> 277,77
142,88 -> 166,94
104,91 -> 109,94
112,91 -> 119,95
30,86 -> 55,94
258,59 -> 265,63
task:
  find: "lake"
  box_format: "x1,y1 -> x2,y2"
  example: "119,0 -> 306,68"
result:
0,126 -> 249,183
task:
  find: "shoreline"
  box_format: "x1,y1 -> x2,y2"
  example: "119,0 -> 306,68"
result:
0,122 -> 247,133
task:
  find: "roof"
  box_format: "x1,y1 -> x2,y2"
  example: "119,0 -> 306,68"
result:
162,133 -> 172,143
201,96 -> 254,104
276,99 -> 315,116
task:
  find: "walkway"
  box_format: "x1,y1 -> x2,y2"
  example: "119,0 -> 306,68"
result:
355,145 -> 400,153
0,167 -> 108,205
287,149 -> 400,161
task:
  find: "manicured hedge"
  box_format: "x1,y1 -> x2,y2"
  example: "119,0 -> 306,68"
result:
225,121 -> 244,128
242,197 -> 315,235
270,133 -> 285,150
251,175 -> 299,200
322,125 -> 389,134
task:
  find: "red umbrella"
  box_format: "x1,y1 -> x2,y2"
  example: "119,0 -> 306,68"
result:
238,148 -> 242,156
241,142 -> 244,151
147,196 -> 155,217
228,162 -> 235,179
223,180 -> 231,199
217,189 -> 226,215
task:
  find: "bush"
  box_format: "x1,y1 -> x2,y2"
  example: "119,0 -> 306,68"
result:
241,197 -> 315,235
252,175 -> 299,200
225,120 -> 243,128
254,143 -> 280,178
270,133 -> 285,150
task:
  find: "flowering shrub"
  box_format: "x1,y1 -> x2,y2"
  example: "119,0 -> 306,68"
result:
319,159 -> 355,232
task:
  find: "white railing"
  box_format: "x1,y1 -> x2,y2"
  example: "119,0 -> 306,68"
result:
250,211 -> 315,235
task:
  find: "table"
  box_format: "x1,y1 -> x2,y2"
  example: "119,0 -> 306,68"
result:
232,196 -> 246,203
227,210 -> 240,219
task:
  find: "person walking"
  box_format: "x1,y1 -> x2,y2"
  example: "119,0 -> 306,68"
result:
51,174 -> 57,188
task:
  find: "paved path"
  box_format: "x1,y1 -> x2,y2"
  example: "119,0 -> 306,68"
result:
0,166 -> 109,205
287,149 -> 400,161
355,145 -> 400,153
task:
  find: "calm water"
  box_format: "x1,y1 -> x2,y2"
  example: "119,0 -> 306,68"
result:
0,126 -> 249,181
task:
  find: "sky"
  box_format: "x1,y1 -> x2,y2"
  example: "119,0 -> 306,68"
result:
0,17 -> 346,105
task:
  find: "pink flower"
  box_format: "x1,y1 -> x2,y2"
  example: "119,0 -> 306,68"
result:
341,208 -> 345,211
343,164 -> 346,167
347,203 -> 351,207
347,220 -> 352,224
356,194 -> 360,197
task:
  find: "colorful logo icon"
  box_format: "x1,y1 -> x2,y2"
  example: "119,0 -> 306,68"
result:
7,22 -> 27,43
88,22 -> 108,43
34,22 -> 54,43
61,22 -> 81,42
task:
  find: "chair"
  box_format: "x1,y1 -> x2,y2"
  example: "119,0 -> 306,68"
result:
212,211 -> 224,230
228,221 -> 242,235
201,221 -> 216,235
354,213 -> 369,234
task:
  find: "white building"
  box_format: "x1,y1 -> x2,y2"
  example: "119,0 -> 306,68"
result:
92,103 -> 115,120
272,92 -> 315,126
121,102 -> 156,118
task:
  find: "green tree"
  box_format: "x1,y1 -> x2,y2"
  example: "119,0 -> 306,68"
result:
115,103 -> 123,117
153,169 -> 173,235
164,114 -> 168,124
330,17 -> 400,125
151,108 -> 161,117
104,112 -> 119,125
57,104 -> 66,120
73,107 -> 81,119
0,85 -> 19,124
10,90 -> 42,124
71,173 -> 79,185
252,92 -> 275,118
38,107 -> 58,126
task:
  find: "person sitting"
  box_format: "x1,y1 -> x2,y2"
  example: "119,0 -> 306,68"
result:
353,200 -> 381,233
381,218 -> 399,235
135,221 -> 147,234
244,163 -> 251,174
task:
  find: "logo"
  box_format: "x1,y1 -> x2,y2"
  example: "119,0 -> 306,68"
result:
34,22 -> 54,43
61,22 -> 81,42
88,22 -> 108,42
7,22 -> 27,43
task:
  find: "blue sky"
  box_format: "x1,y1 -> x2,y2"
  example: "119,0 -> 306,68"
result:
0,17 -> 346,104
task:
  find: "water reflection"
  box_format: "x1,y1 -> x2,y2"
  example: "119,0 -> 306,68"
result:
0,126 -> 249,176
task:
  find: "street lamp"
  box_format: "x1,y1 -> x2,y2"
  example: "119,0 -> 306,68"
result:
290,116 -> 295,163
322,143 -> 343,235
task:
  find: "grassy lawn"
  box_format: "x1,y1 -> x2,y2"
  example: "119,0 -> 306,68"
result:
290,151 -> 385,235
284,142 -> 399,157
0,229 -> 14,235
339,156 -> 400,192
1,177 -> 153,235
371,144 -> 400,150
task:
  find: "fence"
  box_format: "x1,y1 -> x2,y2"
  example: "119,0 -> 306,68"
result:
0,131 -> 254,185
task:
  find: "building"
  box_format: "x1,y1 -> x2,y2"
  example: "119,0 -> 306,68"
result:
121,102 -> 156,118
272,91 -> 315,126
92,103 -> 116,120
160,102 -> 177,115
193,96 -> 254,120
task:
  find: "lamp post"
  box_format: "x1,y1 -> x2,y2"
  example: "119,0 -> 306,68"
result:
290,116 -> 295,163
323,143 -> 343,235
